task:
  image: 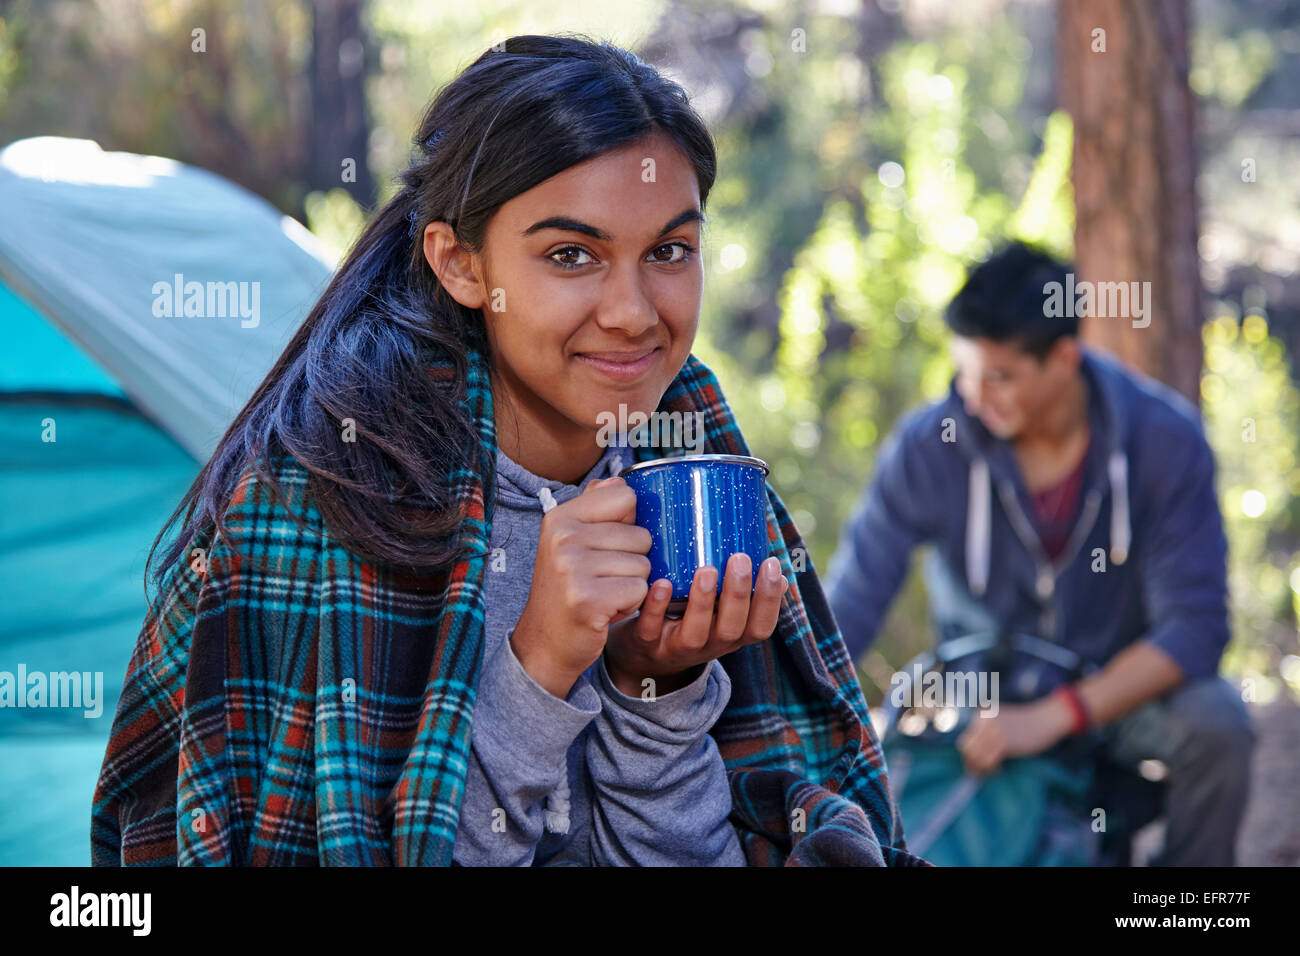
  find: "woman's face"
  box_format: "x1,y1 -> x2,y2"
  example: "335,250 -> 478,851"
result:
426,128 -> 704,475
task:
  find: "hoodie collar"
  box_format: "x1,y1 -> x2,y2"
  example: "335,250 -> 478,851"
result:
493,441 -> 631,513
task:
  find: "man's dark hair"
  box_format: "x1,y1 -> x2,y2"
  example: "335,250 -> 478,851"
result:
944,241 -> 1076,360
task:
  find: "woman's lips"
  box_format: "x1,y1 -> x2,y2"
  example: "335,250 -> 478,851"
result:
574,347 -> 658,381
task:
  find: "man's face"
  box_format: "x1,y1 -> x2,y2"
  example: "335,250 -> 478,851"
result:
949,335 -> 1077,440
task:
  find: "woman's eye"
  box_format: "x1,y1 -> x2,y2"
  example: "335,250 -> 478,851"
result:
649,241 -> 696,264
548,241 -> 697,271
549,245 -> 595,270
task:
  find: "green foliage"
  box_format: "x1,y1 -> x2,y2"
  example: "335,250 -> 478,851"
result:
303,188 -> 367,266
719,40 -> 1026,559
0,0 -> 312,214
364,0 -> 663,204
1005,109 -> 1074,260
703,26 -> 1298,696
0,14 -> 21,114
1201,312 -> 1300,700
1190,28 -> 1277,109
704,30 -> 1050,688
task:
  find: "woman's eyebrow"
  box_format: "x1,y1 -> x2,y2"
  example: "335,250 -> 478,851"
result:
522,207 -> 703,241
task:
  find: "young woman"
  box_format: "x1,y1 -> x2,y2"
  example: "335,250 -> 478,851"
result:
91,34 -> 926,867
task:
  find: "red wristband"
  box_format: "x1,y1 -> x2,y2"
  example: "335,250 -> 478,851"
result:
1055,683 -> 1091,735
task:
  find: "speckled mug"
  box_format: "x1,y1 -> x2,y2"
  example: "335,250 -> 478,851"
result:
618,453 -> 771,616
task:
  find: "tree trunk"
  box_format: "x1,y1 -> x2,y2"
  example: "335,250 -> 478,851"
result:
307,0 -> 374,207
1056,0 -> 1204,405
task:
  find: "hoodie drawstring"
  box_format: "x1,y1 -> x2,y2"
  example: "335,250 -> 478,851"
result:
966,457 -> 991,598
1107,451 -> 1130,566
537,451 -> 626,835
534,485 -> 570,834
963,448 -> 1131,598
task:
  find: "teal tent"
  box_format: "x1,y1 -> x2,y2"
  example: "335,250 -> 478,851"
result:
0,136 -> 335,864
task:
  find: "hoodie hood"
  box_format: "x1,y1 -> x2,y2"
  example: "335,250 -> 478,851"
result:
494,441 -> 632,515
945,346 -> 1133,596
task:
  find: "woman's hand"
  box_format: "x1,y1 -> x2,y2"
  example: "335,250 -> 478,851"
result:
511,477 -> 653,699
603,552 -> 789,699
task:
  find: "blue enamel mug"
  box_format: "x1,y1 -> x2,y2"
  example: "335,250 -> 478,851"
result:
618,453 -> 771,614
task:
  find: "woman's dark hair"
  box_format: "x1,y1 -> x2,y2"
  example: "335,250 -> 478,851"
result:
944,240 -> 1075,360
145,33 -> 718,595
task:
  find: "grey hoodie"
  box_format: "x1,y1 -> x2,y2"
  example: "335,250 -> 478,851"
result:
450,441 -> 746,866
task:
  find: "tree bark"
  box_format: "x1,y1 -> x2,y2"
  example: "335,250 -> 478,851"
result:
307,0 -> 374,207
1057,0 -> 1204,405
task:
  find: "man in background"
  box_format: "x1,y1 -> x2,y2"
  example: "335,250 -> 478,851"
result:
824,241 -> 1255,866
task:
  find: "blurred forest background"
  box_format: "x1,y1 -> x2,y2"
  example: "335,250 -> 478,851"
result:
2,0 -> 1297,716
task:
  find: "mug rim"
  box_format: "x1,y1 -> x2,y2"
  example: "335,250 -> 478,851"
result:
618,453 -> 769,477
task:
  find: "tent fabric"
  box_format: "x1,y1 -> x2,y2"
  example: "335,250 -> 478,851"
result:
0,398 -> 198,736
0,278 -> 124,395
0,135 -> 336,864
0,399 -> 198,865
0,136 -> 337,460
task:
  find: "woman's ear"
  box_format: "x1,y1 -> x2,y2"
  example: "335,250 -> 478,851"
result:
423,221 -> 486,310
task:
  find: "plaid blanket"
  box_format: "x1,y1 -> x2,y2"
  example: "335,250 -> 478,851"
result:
91,346 -> 930,866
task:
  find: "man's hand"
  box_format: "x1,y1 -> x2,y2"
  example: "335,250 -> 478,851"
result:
956,696 -> 1075,775
603,552 -> 789,699
956,641 -> 1187,775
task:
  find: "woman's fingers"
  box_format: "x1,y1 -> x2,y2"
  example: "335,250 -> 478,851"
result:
671,555 -> 787,654
573,477 -> 638,524
676,565 -> 719,651
588,550 -> 653,579
630,578 -> 670,641
741,556 -> 788,643
584,522 -> 654,554
712,553 -> 752,641
626,556 -> 789,673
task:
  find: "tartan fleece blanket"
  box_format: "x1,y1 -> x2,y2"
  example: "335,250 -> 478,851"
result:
91,346 -> 930,867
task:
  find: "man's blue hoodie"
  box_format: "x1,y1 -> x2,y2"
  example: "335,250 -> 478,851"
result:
823,346 -> 1230,682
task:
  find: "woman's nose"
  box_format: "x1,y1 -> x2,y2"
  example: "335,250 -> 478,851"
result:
595,262 -> 658,336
